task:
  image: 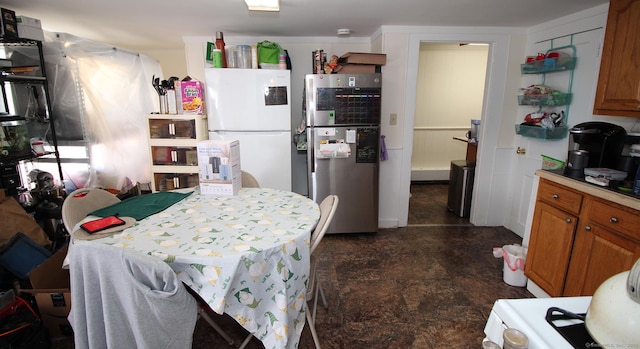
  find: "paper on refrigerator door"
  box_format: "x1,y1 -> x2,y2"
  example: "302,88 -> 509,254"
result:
346,130 -> 356,143
317,141 -> 351,159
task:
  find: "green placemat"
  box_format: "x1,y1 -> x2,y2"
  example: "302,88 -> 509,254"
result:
89,191 -> 192,221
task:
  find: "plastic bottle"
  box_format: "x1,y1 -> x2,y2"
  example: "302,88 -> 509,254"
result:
212,49 -> 223,68
225,45 -> 237,68
215,31 -> 227,68
279,52 -> 287,70
237,45 -> 251,69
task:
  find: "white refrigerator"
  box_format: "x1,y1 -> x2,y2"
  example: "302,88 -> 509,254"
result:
205,68 -> 292,191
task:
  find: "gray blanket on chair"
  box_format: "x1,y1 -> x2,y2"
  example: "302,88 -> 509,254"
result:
68,243 -> 197,349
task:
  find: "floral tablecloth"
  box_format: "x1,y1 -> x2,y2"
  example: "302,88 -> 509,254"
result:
72,187 -> 320,349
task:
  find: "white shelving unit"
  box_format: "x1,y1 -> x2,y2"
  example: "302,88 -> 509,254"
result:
145,114 -> 207,192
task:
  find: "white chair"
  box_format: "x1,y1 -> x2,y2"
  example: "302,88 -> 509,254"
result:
61,188 -> 120,233
306,195 -> 339,349
241,171 -> 260,188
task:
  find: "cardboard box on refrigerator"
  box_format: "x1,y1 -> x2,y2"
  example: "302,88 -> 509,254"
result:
337,64 -> 378,74
16,16 -> 44,41
197,140 -> 241,195
22,244 -> 73,338
338,52 -> 387,65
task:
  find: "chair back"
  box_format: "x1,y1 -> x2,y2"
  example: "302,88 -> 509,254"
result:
62,188 -> 120,233
309,195 -> 339,254
241,171 -> 260,188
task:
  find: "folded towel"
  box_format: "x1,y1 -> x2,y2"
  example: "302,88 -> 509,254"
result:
380,135 -> 388,161
89,191 -> 192,221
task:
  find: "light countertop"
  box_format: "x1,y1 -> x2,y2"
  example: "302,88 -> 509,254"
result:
536,169 -> 640,211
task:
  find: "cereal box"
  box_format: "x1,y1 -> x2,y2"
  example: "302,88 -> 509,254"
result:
175,80 -> 204,114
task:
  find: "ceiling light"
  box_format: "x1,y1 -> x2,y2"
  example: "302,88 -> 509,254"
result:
244,0 -> 280,11
337,29 -> 351,36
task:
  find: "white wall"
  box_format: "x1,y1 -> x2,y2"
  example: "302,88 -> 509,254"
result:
411,43 -> 488,181
141,48 -> 188,79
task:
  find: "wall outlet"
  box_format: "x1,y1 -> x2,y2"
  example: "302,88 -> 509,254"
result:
390,113 -> 397,125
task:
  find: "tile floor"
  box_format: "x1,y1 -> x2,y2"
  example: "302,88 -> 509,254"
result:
52,183 -> 533,348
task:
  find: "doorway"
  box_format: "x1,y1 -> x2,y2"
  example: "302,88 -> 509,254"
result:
408,42 -> 488,225
410,42 -> 488,182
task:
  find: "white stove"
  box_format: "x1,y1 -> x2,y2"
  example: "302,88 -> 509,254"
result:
484,297 -> 592,348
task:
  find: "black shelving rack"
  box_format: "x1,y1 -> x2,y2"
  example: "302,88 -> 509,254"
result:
0,37 -> 63,193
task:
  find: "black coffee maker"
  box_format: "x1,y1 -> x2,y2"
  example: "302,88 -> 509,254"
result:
566,122 -> 626,178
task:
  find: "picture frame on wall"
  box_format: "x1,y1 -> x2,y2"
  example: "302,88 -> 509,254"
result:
0,8 -> 19,39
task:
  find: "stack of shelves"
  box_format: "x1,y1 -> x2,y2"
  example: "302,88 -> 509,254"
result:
146,114 -> 207,192
0,38 -> 62,195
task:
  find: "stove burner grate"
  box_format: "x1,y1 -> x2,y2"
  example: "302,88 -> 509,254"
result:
546,307 -> 598,349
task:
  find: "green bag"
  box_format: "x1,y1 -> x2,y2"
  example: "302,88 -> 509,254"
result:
257,41 -> 282,64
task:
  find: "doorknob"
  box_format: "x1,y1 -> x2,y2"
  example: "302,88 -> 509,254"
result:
516,147 -> 526,155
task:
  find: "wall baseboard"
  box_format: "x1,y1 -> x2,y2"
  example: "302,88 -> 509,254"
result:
411,169 -> 450,181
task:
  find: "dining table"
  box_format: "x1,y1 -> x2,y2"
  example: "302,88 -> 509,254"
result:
68,186 -> 321,349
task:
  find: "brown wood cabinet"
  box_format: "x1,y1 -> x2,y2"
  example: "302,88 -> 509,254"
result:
563,197 -> 640,295
593,0 -> 640,117
525,177 -> 640,297
525,179 -> 582,296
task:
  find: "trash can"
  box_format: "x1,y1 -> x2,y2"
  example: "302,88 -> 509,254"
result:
447,160 -> 475,218
493,244 -> 528,287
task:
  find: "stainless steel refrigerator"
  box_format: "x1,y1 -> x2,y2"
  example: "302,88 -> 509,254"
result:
304,73 -> 381,234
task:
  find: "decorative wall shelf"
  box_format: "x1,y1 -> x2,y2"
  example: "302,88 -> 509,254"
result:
515,44 -> 576,140
515,124 -> 568,140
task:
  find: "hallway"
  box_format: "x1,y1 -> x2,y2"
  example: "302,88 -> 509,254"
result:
407,182 -> 472,226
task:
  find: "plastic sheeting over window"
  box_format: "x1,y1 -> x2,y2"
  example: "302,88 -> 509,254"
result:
42,32 -> 162,191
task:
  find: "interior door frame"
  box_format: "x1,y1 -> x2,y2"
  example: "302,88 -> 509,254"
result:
400,31 -> 514,227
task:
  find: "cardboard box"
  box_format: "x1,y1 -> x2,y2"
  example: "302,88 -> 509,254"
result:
0,197 -> 51,248
175,80 -> 204,114
16,15 -> 44,41
197,140 -> 241,195
23,244 -> 73,338
339,52 -> 387,65
338,64 -> 378,74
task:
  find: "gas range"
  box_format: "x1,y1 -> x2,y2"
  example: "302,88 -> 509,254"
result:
484,297 -> 592,348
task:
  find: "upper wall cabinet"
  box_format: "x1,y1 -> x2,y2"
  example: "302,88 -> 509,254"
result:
593,0 -> 640,118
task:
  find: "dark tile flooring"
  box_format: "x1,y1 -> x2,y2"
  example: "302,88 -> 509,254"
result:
52,183 -> 533,349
